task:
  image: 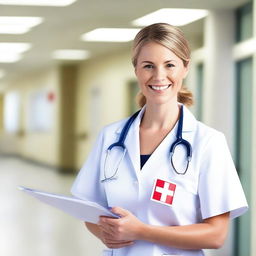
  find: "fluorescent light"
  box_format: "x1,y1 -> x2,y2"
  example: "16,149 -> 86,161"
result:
81,28 -> 141,42
0,54 -> 22,63
52,49 -> 90,60
0,43 -> 31,63
0,26 -> 29,34
0,17 -> 43,34
0,0 -> 76,6
0,69 -> 6,79
0,43 -> 31,53
132,8 -> 209,27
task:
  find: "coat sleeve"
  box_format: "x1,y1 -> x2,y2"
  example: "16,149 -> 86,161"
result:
198,132 -> 248,220
70,130 -> 108,207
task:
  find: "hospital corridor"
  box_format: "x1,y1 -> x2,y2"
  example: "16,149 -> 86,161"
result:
0,0 -> 256,255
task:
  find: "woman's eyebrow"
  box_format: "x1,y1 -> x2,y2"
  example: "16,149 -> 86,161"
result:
164,60 -> 177,63
141,61 -> 154,64
141,60 -> 177,64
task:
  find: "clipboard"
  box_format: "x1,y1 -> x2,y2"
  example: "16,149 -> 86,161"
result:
19,186 -> 118,224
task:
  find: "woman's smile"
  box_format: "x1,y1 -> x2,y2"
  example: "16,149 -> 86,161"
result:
148,84 -> 172,91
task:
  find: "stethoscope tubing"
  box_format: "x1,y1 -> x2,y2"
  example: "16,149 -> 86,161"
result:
101,105 -> 192,182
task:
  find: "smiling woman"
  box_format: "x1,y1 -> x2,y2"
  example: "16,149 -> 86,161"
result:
135,42 -> 189,107
71,23 -> 248,256
132,23 -> 193,108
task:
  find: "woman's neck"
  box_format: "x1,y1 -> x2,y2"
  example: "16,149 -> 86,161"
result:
140,101 -> 180,131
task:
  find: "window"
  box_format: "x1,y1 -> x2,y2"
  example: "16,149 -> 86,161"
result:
27,90 -> 53,132
4,91 -> 20,133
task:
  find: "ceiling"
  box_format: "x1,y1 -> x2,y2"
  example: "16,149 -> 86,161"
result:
0,0 -> 249,84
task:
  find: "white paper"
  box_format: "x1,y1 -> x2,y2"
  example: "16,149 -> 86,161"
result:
19,186 -> 118,224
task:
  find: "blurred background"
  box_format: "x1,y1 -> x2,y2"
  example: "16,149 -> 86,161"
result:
0,0 -> 255,255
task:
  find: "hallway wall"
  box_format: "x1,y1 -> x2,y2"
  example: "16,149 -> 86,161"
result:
0,67 -> 61,166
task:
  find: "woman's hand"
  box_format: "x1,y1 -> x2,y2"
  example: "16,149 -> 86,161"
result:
99,232 -> 134,249
85,221 -> 134,249
98,207 -> 145,247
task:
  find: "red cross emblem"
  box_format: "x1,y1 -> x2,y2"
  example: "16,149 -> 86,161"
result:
151,178 -> 176,206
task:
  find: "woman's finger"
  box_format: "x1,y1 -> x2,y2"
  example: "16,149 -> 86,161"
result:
105,241 -> 134,249
103,236 -> 134,244
99,223 -> 116,237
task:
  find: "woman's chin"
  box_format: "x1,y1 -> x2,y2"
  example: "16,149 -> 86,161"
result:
146,97 -> 177,106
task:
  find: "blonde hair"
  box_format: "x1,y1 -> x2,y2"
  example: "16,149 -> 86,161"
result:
132,23 -> 194,107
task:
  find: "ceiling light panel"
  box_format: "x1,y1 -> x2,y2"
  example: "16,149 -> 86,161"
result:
0,54 -> 22,63
0,43 -> 31,63
52,49 -> 90,60
0,17 -> 43,34
81,28 -> 141,42
132,8 -> 209,27
0,43 -> 31,53
0,0 -> 76,6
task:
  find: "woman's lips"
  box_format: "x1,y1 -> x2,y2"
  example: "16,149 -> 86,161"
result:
149,84 -> 172,91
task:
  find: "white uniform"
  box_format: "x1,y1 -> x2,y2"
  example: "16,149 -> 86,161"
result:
71,105 -> 248,256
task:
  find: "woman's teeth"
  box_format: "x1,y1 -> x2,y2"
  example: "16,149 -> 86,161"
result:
150,84 -> 171,91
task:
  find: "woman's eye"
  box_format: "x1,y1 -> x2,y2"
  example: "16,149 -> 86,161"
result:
167,63 -> 175,68
143,64 -> 154,69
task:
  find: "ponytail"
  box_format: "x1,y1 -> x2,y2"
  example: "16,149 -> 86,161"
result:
136,91 -> 146,108
178,86 -> 194,107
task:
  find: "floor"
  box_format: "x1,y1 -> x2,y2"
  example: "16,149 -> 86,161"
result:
0,156 -> 104,256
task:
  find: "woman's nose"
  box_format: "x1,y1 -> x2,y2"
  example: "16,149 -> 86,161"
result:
153,67 -> 168,82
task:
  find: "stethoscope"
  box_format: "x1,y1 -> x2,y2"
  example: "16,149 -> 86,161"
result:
101,105 -> 192,182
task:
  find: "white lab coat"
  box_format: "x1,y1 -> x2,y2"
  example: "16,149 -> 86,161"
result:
71,105 -> 248,256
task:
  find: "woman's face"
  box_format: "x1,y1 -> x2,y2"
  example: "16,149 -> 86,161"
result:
135,42 -> 189,106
